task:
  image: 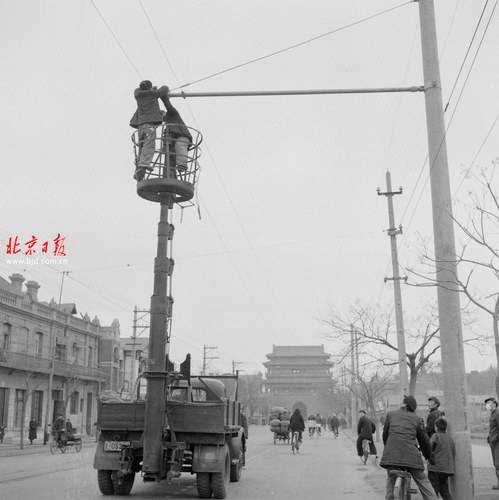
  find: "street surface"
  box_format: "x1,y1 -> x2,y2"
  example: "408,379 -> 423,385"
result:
0,426 -> 385,500
0,428 -> 495,500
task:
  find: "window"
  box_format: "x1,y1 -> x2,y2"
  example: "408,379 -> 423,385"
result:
113,346 -> 119,363
14,389 -> 26,427
55,343 -> 66,362
88,346 -> 93,367
2,323 -> 12,351
31,391 -> 43,426
34,332 -> 43,357
70,391 -> 79,414
80,398 -> 84,413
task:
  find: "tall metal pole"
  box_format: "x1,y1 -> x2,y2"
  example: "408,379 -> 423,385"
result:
143,200 -> 172,474
130,306 -> 137,393
418,1 -> 472,498
378,171 -> 409,396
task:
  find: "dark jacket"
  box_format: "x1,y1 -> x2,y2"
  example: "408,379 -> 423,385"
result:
130,86 -> 168,128
357,415 -> 375,439
289,412 -> 305,432
330,416 -> 340,428
161,96 -> 193,142
428,431 -> 455,474
488,409 -> 499,444
380,408 -> 433,470
426,407 -> 443,438
28,420 -> 37,440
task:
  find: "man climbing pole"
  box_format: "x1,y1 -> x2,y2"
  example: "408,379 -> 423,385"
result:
130,80 -> 168,180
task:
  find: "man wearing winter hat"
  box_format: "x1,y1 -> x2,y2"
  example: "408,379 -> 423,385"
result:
426,396 -> 444,438
380,395 -> 437,500
485,397 -> 499,490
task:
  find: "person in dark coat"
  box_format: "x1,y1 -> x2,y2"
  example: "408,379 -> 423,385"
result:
28,419 -> 37,444
356,410 -> 377,462
160,89 -> 193,177
485,396 -> 499,489
289,408 -> 305,443
426,396 -> 444,438
130,80 -> 169,180
330,413 -> 340,437
428,418 -> 455,500
380,395 -> 437,500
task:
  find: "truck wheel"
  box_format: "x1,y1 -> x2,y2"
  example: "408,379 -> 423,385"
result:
97,470 -> 114,495
230,453 -> 242,483
211,447 -> 230,499
111,471 -> 135,496
196,472 -> 212,498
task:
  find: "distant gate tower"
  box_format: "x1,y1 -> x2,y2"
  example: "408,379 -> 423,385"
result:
263,345 -> 334,417
133,122 -> 202,475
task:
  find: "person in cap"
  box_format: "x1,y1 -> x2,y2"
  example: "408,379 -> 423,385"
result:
485,397 -> 499,490
426,396 -> 444,438
130,80 -> 169,180
380,395 -> 438,500
428,417 -> 455,500
356,409 -> 377,463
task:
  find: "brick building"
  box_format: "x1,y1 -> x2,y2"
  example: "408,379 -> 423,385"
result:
263,345 -> 334,418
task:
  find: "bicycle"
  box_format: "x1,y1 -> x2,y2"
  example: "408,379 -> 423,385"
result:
361,438 -> 370,465
389,468 -> 412,500
290,431 -> 301,454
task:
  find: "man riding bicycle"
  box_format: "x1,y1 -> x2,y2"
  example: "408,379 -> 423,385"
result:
289,408 -> 305,443
380,395 -> 437,500
356,410 -> 377,463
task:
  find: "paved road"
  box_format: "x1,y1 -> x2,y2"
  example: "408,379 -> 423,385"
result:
1,428 -> 496,500
0,426 -> 386,500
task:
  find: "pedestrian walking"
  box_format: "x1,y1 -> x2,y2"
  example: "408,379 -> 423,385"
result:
130,80 -> 168,180
426,396 -> 444,438
427,418 -> 455,500
28,419 -> 37,444
356,409 -> 377,462
380,395 -> 437,500
485,396 -> 499,490
330,413 -> 340,437
0,424 -> 5,443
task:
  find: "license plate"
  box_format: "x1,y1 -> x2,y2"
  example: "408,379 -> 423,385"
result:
104,441 -> 130,452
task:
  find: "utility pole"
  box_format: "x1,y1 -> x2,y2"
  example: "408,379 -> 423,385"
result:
378,171 -> 409,397
127,306 -> 150,394
354,328 -> 360,413
43,270 -> 70,444
418,1 -> 472,498
202,345 -> 218,375
350,324 -> 356,428
232,360 -> 243,375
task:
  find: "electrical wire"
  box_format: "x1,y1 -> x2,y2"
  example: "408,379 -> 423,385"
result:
172,1 -> 414,91
89,0 -> 142,79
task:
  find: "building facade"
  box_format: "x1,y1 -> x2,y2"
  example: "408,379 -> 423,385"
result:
263,345 -> 334,417
0,273 -> 120,442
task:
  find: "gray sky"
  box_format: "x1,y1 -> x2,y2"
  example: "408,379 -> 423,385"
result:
1,0 -> 498,375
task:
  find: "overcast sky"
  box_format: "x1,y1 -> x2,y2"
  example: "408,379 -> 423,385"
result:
1,0 -> 497,375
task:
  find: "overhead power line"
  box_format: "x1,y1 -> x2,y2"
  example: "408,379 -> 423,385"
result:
89,0 -> 142,79
172,1 -> 414,91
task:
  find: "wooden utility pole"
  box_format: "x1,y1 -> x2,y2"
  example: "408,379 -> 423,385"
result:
378,171 -> 409,396
350,324 -> 357,428
418,1 -> 473,498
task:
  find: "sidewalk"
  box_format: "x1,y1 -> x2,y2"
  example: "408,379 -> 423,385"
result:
0,437 -> 96,457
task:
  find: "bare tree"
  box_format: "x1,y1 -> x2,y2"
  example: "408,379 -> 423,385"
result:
324,304 -> 444,396
409,160 -> 499,394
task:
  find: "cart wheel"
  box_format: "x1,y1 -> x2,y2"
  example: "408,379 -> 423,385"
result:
49,441 -> 57,454
59,443 -> 66,453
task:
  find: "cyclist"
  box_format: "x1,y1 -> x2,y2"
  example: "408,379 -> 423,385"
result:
380,395 -> 437,500
356,409 -> 377,463
289,408 -> 305,445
